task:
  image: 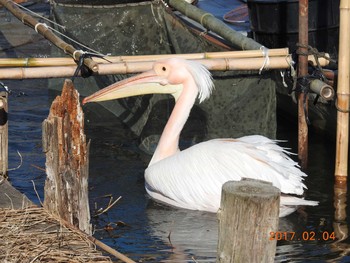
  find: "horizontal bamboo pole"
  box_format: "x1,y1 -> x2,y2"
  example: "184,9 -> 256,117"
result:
0,48 -> 290,67
0,55 -> 329,80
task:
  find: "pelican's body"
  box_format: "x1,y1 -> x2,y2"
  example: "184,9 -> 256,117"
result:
145,137 -> 313,217
83,58 -> 318,217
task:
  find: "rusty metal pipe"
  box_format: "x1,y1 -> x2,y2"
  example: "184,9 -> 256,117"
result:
298,0 -> 309,170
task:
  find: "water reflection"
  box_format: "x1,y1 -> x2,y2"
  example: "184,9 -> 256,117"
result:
330,184 -> 350,262
146,203 -> 218,262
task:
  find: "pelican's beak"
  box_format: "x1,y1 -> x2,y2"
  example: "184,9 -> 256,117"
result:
82,70 -> 182,105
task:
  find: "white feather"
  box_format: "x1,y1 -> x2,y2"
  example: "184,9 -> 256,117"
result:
185,60 -> 214,103
145,136 -> 318,216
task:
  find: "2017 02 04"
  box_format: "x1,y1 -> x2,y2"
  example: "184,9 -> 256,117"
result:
269,231 -> 336,241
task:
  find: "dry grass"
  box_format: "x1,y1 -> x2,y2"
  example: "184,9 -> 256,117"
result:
0,206 -> 112,262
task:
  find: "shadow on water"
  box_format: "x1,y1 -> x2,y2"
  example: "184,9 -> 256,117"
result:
3,2 -> 350,262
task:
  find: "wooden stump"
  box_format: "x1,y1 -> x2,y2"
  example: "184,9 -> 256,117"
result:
217,179 -> 280,263
0,90 -> 8,178
42,79 -> 91,234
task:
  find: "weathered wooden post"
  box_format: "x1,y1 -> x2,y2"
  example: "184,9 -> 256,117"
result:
0,88 -> 8,178
42,79 -> 91,234
217,179 -> 280,263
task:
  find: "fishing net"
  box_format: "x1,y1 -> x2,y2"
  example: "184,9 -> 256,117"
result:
50,0 -> 277,153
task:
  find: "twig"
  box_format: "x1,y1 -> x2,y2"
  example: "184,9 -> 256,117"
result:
4,193 -> 13,210
31,180 -> 43,207
30,164 -> 45,172
29,246 -> 50,263
8,150 -> 22,171
94,196 -> 122,217
55,215 -> 136,263
191,256 -> 199,263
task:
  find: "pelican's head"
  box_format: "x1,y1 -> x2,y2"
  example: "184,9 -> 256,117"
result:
82,58 -> 214,105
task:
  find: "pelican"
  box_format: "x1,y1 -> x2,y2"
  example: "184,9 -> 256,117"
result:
83,58 -> 318,217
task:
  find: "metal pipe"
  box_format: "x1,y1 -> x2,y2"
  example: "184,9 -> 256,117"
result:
298,0 -> 309,170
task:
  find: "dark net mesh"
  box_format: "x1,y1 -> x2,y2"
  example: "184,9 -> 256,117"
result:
51,0 -> 276,152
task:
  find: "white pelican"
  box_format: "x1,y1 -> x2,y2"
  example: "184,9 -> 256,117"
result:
83,58 -> 318,217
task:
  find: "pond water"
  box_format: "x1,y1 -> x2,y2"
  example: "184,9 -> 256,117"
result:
2,2 -> 350,263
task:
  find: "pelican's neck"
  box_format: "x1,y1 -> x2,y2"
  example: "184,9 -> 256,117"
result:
149,79 -> 198,166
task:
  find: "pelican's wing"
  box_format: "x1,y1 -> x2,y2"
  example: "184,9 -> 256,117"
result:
145,136 -> 308,212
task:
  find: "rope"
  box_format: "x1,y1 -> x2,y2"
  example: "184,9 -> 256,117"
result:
72,51 -> 112,82
287,44 -> 337,122
46,25 -> 108,58
296,43 -> 336,63
34,22 -> 48,33
0,82 -> 9,93
12,1 -> 110,59
259,46 -> 270,74
73,50 -> 84,61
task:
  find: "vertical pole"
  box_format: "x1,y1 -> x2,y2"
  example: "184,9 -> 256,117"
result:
0,90 -> 8,178
298,0 -> 309,170
335,0 -> 350,186
217,179 -> 280,263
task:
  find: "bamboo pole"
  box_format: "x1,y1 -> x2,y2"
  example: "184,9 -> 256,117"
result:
297,0 -> 309,170
0,48 -> 290,67
0,90 -> 8,178
335,0 -> 350,186
169,0 -> 262,50
0,55 -> 330,80
0,0 -> 98,72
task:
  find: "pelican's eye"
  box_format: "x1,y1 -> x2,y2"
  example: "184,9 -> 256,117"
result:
154,63 -> 170,77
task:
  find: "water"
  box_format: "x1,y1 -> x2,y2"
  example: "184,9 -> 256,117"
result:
7,76 -> 347,262
2,2 -> 350,262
